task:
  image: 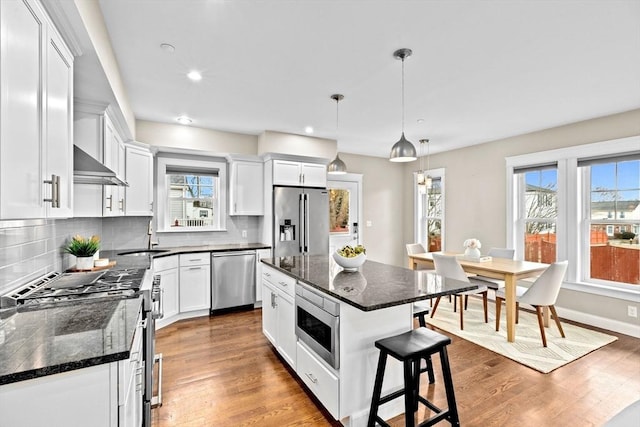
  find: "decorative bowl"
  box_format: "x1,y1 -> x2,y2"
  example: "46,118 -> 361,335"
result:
332,251 -> 367,272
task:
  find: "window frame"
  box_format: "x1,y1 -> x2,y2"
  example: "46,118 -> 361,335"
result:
414,167 -> 446,252
156,155 -> 227,232
506,136 -> 640,300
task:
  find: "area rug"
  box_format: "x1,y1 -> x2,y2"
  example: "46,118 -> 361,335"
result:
426,300 -> 618,373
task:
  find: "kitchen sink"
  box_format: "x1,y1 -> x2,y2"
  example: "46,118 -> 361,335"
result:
117,249 -> 171,256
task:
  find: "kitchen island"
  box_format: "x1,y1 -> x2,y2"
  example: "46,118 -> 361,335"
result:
261,255 -> 476,427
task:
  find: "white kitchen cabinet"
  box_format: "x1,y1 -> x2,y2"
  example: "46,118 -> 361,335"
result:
0,308 -> 145,427
255,249 -> 271,303
124,143 -> 153,216
119,312 -> 144,427
104,124 -> 125,217
154,255 -> 179,329
297,341 -> 339,419
179,253 -> 211,313
261,265 -> 296,368
73,103 -> 127,217
0,0 -> 73,219
229,160 -> 264,215
273,160 -> 326,187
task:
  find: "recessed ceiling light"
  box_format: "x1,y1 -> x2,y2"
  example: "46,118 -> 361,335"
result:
304,126 -> 314,134
160,43 -> 175,53
187,70 -> 202,81
417,119 -> 425,124
176,116 -> 192,125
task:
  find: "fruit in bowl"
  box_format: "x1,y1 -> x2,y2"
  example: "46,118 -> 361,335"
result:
333,245 -> 367,271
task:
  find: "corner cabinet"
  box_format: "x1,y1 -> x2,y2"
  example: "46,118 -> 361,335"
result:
261,264 -> 296,369
228,158 -> 264,216
272,160 -> 326,188
124,143 -> 153,216
0,0 -> 74,219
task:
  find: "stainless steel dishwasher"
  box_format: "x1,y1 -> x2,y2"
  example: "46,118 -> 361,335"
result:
211,251 -> 256,312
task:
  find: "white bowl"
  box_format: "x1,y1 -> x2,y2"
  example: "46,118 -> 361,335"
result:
332,251 -> 367,272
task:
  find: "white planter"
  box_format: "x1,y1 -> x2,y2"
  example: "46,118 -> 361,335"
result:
75,256 -> 94,270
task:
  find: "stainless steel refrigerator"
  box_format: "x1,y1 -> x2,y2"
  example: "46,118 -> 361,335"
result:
273,186 -> 329,257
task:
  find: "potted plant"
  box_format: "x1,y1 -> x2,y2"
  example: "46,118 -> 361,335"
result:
65,235 -> 100,270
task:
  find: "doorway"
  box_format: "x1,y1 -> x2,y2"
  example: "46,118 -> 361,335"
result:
328,174 -> 362,254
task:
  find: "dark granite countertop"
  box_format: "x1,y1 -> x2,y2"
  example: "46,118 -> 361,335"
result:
101,242 -> 271,267
0,297 -> 142,385
261,255 -> 478,311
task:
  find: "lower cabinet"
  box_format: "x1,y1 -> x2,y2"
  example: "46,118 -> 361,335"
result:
0,309 -> 144,427
179,253 -> 211,313
119,312 -> 144,427
154,256 -> 179,329
261,265 -> 296,369
297,341 -> 339,419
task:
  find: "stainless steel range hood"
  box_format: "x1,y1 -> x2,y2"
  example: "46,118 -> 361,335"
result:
73,145 -> 128,186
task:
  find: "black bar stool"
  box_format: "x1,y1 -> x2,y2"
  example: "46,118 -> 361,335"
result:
367,328 -> 460,427
413,305 -> 435,384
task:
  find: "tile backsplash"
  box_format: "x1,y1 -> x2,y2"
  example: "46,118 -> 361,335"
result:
0,215 -> 262,296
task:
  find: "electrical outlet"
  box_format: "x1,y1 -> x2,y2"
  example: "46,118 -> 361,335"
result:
241,230 -> 247,238
628,306 -> 638,318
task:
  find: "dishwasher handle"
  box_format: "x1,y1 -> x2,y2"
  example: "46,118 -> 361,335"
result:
212,251 -> 256,257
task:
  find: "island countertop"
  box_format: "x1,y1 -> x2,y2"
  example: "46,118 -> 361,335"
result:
261,255 -> 478,311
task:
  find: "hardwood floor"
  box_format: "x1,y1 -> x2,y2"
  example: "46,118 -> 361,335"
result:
151,308 -> 640,427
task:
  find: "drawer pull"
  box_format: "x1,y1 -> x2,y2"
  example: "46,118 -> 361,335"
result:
279,281 -> 288,287
305,372 -> 318,384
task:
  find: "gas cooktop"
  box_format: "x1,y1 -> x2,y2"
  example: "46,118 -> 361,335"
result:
1,268 -> 147,308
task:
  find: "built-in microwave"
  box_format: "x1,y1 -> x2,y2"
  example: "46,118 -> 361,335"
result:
295,282 -> 340,370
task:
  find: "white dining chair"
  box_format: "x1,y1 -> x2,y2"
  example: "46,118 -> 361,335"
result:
495,260 -> 568,347
473,247 -> 515,290
430,253 -> 489,330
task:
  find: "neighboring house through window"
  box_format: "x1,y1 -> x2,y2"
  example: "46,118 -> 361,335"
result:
507,136 -> 639,296
156,154 -> 227,232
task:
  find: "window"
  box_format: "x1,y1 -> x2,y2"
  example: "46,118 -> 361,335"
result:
515,166 -> 558,263
168,173 -> 217,228
507,136 -> 640,295
156,155 -> 227,232
414,169 -> 445,252
329,189 -> 349,233
580,156 -> 640,286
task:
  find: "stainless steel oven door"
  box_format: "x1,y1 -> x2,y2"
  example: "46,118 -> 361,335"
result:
295,287 -> 339,369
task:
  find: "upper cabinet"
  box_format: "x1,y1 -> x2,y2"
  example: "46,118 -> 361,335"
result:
73,103 -> 138,217
272,160 -> 326,188
229,159 -> 264,216
124,143 -> 153,216
0,0 -> 74,219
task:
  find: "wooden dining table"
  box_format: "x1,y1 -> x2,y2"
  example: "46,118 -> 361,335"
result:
408,252 -> 549,342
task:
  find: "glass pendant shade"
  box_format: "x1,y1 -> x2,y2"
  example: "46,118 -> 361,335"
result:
327,154 -> 347,174
389,132 -> 417,162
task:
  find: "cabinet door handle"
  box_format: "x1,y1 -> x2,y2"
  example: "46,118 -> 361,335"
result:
43,174 -> 60,208
305,372 -> 318,384
106,195 -> 113,211
119,198 -> 125,212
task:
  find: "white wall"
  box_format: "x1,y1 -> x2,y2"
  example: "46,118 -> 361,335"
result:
339,153 -> 406,267
136,120 -> 258,153
258,130 -> 336,159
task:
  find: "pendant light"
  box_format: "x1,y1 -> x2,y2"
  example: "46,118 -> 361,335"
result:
327,94 -> 347,174
389,48 -> 417,162
417,138 -> 432,194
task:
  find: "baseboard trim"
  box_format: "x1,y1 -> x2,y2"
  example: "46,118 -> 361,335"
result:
555,306 -> 640,338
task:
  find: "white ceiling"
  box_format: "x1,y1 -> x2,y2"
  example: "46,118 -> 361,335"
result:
95,0 -> 640,158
